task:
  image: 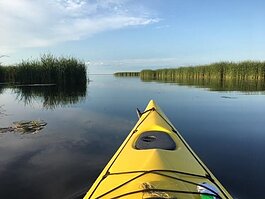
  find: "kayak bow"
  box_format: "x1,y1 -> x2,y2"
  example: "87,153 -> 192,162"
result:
84,100 -> 232,199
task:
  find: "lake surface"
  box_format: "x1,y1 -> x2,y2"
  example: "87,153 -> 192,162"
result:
0,75 -> 265,199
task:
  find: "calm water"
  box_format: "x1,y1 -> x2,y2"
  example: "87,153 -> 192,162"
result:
0,75 -> 265,199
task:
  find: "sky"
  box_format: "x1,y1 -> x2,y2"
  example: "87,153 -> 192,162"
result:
1,0 -> 265,74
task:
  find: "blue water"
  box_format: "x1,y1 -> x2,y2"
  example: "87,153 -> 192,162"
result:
0,75 -> 264,199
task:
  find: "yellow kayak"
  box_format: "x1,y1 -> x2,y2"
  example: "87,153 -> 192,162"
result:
84,100 -> 232,199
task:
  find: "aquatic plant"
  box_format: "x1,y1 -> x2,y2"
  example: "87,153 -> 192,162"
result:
114,72 -> 140,77
0,54 -> 87,85
0,120 -> 47,134
139,61 -> 265,81
114,61 -> 265,92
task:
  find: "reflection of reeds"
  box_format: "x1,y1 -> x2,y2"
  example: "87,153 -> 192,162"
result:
0,54 -> 87,86
140,76 -> 265,92
0,85 -> 4,95
14,84 -> 87,109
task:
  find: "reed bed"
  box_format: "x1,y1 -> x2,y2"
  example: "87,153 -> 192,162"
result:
114,61 -> 265,92
114,72 -> 140,77
0,54 -> 87,85
140,61 -> 265,81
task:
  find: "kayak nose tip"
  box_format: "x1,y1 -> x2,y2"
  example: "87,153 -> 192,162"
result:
148,99 -> 157,107
149,99 -> 155,103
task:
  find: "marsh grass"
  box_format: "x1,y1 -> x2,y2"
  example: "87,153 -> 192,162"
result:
140,61 -> 265,81
114,72 -> 140,77
114,61 -> 265,92
0,54 -> 87,86
139,62 -> 265,92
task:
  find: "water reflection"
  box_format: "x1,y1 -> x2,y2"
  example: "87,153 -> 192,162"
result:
1,75 -> 264,199
140,76 -> 265,93
0,84 -> 6,95
3,83 -> 87,109
0,104 -> 132,199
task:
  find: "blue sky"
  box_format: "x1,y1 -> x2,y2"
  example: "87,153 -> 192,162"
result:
1,0 -> 265,73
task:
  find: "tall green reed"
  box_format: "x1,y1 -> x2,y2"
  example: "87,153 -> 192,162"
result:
0,54 -> 87,86
139,61 -> 265,81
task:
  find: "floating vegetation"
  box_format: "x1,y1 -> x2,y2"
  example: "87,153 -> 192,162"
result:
0,120 -> 47,134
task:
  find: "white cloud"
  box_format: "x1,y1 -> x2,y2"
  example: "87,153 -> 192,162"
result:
0,0 -> 159,53
89,58 -> 182,67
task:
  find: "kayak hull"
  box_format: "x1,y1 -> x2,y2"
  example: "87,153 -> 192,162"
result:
84,100 -> 232,199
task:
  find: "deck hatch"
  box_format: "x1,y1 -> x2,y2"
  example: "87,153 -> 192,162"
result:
135,131 -> 176,150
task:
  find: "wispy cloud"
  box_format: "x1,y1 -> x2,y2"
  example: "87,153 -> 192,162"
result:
0,0 -> 159,53
89,58 -> 182,67
86,57 -> 205,74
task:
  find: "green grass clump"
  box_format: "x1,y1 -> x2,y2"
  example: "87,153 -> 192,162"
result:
139,61 -> 265,92
0,54 -> 87,86
114,61 -> 265,92
139,61 -> 265,81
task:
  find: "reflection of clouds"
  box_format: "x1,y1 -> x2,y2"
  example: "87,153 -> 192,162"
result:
0,78 -> 137,198
0,132 -> 119,198
0,106 -> 134,198
0,133 -> 45,172
28,139 -> 108,168
50,106 -> 134,135
7,131 -> 126,197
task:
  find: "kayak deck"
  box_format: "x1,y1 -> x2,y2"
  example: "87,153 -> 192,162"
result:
84,100 -> 232,199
